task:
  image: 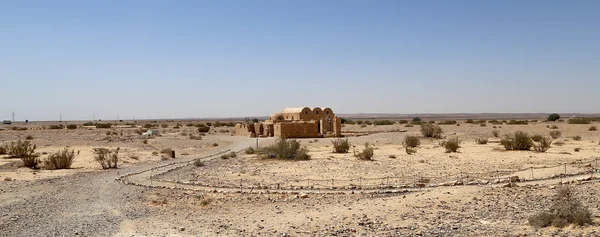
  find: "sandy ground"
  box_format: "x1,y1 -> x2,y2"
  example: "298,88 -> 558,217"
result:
1,120 -> 599,236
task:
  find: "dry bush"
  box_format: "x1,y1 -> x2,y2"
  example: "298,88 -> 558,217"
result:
354,143 -> 374,160
589,126 -> 597,131
492,130 -> 500,138
405,147 -> 416,155
533,137 -> 552,152
531,134 -> 544,142
554,141 -> 565,146
574,147 -> 581,152
94,147 -> 120,169
480,123 -> 487,127
220,154 -> 230,159
25,135 -> 34,140
94,123 -> 112,129
567,118 -> 591,124
475,137 -> 488,144
331,139 -> 350,153
501,131 -> 533,151
245,147 -> 256,154
550,125 -> 559,129
444,137 -> 461,153
420,123 -> 443,138
189,134 -> 202,140
8,140 -> 37,159
373,120 -> 394,125
549,131 -> 562,139
44,148 -> 79,169
405,124 -> 413,128
528,186 -> 592,228
48,124 -> 63,129
143,139 -> 148,144
228,152 -> 237,158
0,145 -> 7,155
507,120 -> 528,125
465,119 -> 474,124
212,143 -> 219,147
152,151 -> 158,156
160,148 -> 173,155
572,135 -> 582,141
438,120 -> 457,125
403,135 -> 420,148
259,138 -> 310,160
193,159 -> 204,167
66,124 -> 78,129
388,154 -> 396,159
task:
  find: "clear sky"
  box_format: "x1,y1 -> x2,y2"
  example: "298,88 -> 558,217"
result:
1,1 -> 599,121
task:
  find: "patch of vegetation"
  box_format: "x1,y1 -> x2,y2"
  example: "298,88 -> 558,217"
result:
403,135 -> 420,148
44,148 -> 79,169
7,140 -> 39,168
550,125 -> 559,129
492,130 -> 500,138
160,148 -> 173,155
568,118 -> 591,124
549,131 -> 562,139
572,135 -> 582,141
197,125 -> 210,133
245,147 -> 256,154
354,143 -> 374,160
475,137 -> 488,145
507,120 -> 528,125
405,147 -> 416,155
589,126 -> 597,131
25,135 -> 34,140
420,123 -> 443,138
501,131 -> 533,151
373,120 -> 394,125
331,139 -> 350,153
574,147 -> 581,152
404,124 -> 413,128
438,120 -> 457,125
0,145 -> 7,155
193,159 -> 204,167
388,154 -> 396,159
364,121 -> 373,125
533,137 -> 552,153
528,186 -> 592,228
398,120 -> 408,124
412,117 -> 422,123
94,147 -> 120,169
480,123 -> 487,127
443,137 -> 461,153
465,119 -> 474,124
94,123 -> 112,129
48,124 -> 63,129
547,113 -> 561,122
259,138 -> 310,160
66,124 -> 78,129
553,141 -> 565,146
531,134 -> 544,142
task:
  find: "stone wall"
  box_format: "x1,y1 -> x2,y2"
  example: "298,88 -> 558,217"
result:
333,116 -> 342,137
274,121 -> 320,138
235,124 -> 256,137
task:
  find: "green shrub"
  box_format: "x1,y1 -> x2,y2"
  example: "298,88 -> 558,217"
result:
94,147 -> 120,169
475,137 -> 488,144
331,139 -> 350,153
528,186 -> 592,228
420,123 -> 443,138
66,124 -> 78,129
547,113 -> 561,122
549,131 -> 562,139
412,117 -> 422,123
572,135 -> 582,141
259,138 -> 310,160
568,118 -> 591,124
373,120 -> 394,125
444,137 -> 461,153
588,126 -> 597,131
501,131 -> 533,150
354,143 -> 374,160
245,147 -> 256,154
44,148 -> 79,169
403,135 -> 420,148
533,137 -> 552,153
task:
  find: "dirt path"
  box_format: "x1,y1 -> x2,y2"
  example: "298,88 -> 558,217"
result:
0,137 -> 259,237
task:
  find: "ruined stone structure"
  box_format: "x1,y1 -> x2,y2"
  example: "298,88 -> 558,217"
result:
235,107 -> 342,138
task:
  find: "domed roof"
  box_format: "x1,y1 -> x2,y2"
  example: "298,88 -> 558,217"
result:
270,113 -> 283,121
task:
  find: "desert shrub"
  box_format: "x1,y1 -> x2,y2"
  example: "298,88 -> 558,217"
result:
588,126 -> 597,131
49,124 -> 63,129
197,125 -> 210,133
465,119 -> 474,124
25,135 -> 34,140
364,121 -> 373,125
373,120 -> 394,125
550,125 -> 559,129
8,140 -> 38,168
245,147 -> 256,154
420,123 -> 443,138
480,123 -> 487,127
568,118 -> 591,124
44,148 -> 79,169
403,135 -> 420,148
549,131 -> 562,139
398,120 -> 408,124
507,120 -> 528,125
212,143 -> 219,147
220,154 -> 230,159
186,123 -> 195,127
528,186 -> 592,228
160,148 -> 173,155
356,120 -> 364,125
388,154 -> 396,158
405,147 -> 416,155
572,135 -> 582,141
193,159 -> 204,167
492,130 -> 500,138
444,137 -> 461,153
66,124 -> 78,129
533,137 -> 552,152
412,117 -> 422,123
475,137 -> 488,144
531,134 -> 544,142
95,123 -> 112,129
501,131 -> 533,151
0,145 -> 7,155
438,120 -> 457,125
94,147 -> 120,169
405,124 -> 413,127
331,139 -> 350,153
530,120 -> 538,123
152,151 -> 159,155
228,152 -> 237,158
574,147 -> 581,152
354,143 -> 374,160
259,138 -> 310,160
489,120 -> 502,125
547,113 -> 561,122
360,124 -> 367,128
189,134 -> 202,140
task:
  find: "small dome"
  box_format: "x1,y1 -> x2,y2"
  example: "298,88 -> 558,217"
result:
270,113 -> 284,121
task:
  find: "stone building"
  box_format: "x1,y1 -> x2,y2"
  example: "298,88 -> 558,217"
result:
235,107 -> 342,138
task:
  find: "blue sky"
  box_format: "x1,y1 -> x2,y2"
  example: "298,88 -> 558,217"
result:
1,1 -> 599,121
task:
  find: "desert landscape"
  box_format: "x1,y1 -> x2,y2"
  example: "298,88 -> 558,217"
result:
1,116 -> 599,236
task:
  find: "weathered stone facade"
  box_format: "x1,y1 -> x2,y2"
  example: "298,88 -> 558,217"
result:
235,107 -> 342,138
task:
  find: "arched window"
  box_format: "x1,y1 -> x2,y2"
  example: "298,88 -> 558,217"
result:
316,111 -> 319,114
